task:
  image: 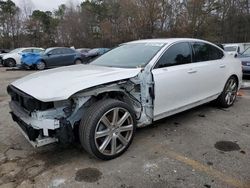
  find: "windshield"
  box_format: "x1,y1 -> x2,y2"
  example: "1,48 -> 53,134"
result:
224,46 -> 237,52
92,43 -> 165,68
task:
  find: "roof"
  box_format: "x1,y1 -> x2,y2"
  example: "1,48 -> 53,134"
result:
127,38 -> 210,44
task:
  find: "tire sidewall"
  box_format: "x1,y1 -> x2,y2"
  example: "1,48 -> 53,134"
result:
83,100 -> 136,160
6,59 -> 16,67
75,59 -> 82,64
36,61 -> 45,70
219,76 -> 238,108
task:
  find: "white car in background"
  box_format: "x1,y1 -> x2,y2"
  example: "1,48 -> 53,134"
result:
1,47 -> 44,67
8,38 -> 242,160
223,44 -> 240,57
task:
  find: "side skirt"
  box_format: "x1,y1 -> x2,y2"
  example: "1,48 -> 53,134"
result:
153,93 -> 220,121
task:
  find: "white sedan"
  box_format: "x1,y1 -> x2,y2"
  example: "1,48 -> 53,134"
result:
1,47 -> 44,67
8,38 -> 242,160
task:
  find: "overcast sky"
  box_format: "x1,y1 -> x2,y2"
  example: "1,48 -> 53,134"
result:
12,0 -> 81,11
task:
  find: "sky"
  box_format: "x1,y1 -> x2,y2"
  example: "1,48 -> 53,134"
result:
12,0 -> 81,11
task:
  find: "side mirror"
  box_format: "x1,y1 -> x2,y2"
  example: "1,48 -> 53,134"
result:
47,52 -> 52,56
234,54 -> 238,58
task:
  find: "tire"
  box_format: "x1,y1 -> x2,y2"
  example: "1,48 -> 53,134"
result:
79,99 -> 136,160
74,59 -> 82,64
5,58 -> 16,67
36,61 -> 46,70
216,76 -> 238,108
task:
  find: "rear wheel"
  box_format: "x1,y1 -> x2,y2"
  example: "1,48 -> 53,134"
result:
79,99 -> 136,160
36,61 -> 46,70
74,59 -> 82,64
216,76 -> 238,108
5,58 -> 16,67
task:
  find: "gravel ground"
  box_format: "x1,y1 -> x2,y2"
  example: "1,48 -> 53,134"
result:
0,67 -> 249,188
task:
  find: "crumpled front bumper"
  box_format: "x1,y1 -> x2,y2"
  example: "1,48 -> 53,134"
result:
9,101 -> 59,147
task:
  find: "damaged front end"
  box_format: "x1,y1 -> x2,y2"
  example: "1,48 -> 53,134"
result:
7,72 -> 153,148
7,85 -> 90,147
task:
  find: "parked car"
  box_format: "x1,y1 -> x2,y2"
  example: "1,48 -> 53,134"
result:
21,47 -> 83,70
8,38 -> 242,160
237,47 -> 250,76
1,48 -> 44,67
83,48 -> 110,62
0,49 -> 10,53
77,48 -> 91,55
223,43 -> 250,57
0,49 -> 10,65
223,44 -> 240,57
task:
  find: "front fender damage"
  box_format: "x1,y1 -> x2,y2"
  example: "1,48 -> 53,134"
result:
9,74 -> 154,147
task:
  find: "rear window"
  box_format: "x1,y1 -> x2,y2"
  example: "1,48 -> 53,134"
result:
192,42 -> 224,62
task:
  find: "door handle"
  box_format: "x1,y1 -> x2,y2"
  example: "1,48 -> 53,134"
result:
187,69 -> 197,74
220,65 -> 226,68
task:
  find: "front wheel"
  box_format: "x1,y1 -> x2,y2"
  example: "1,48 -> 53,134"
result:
79,99 -> 136,160
36,61 -> 46,70
216,76 -> 238,108
5,58 -> 16,67
74,59 -> 82,64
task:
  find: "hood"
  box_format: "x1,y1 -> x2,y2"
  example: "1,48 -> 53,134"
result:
11,65 -> 141,102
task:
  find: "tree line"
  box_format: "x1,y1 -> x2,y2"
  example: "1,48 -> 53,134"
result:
0,0 -> 250,49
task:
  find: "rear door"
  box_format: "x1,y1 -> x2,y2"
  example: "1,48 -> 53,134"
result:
61,48 -> 76,65
152,42 -> 201,119
190,42 -> 226,100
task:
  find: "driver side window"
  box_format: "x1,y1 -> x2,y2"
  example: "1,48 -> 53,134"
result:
155,42 -> 191,69
50,49 -> 61,55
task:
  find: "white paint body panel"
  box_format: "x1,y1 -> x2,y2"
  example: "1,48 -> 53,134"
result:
3,52 -> 22,64
152,52 -> 242,119
12,64 -> 141,102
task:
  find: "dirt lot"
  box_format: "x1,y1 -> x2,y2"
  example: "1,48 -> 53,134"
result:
0,67 -> 249,188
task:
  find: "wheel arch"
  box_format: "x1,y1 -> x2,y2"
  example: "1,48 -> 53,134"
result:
74,58 -> 82,64
72,87 -> 139,119
4,57 -> 16,66
91,90 -> 136,111
38,59 -> 46,64
228,74 -> 240,88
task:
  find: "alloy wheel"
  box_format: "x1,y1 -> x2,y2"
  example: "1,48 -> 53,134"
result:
225,78 -> 237,105
36,61 -> 45,70
75,59 -> 82,64
94,107 -> 134,156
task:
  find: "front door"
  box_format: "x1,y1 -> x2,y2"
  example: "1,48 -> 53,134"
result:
152,42 -> 199,120
47,49 -> 65,67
